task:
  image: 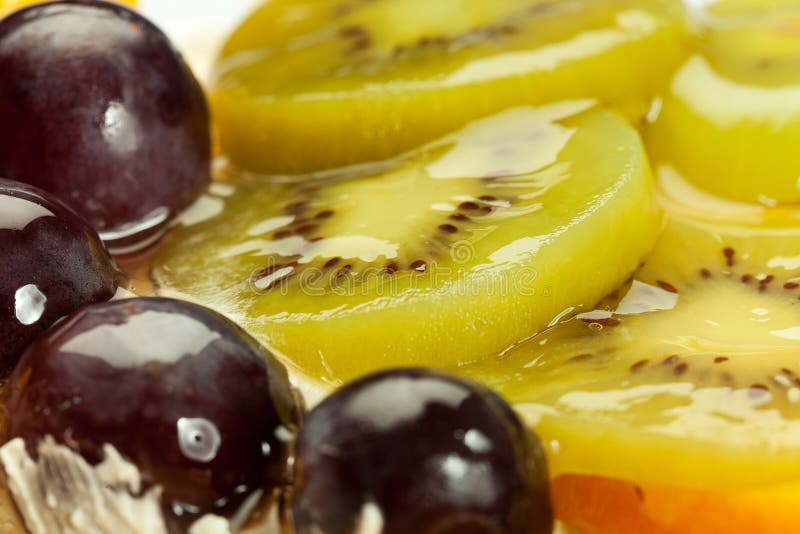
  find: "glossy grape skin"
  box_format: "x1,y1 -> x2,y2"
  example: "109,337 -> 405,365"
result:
0,0 -> 210,244
6,297 -> 303,532
0,178 -> 122,375
293,368 -> 553,534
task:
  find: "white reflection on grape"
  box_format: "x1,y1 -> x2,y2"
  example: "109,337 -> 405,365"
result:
14,284 -> 47,326
102,101 -> 140,154
177,417 -> 221,463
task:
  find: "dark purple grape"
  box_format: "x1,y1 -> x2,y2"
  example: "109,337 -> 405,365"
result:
0,0 -> 210,246
0,178 -> 123,375
293,368 -> 553,534
7,297 -> 303,532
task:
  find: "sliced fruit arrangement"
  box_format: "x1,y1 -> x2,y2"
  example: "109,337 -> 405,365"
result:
457,168 -> 800,532
9,0 -> 800,532
212,0 -> 689,174
646,0 -> 800,204
153,101 -> 660,383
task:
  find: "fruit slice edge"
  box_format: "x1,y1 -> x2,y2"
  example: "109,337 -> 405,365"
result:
213,0 -> 689,173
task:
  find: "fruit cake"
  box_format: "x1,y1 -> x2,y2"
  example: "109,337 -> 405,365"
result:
1,0 -> 800,533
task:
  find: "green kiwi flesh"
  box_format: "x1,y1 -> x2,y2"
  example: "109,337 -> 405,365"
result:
153,102 -> 660,382
459,171 -> 800,490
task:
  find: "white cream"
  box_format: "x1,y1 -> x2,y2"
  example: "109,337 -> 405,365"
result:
0,437 -> 167,534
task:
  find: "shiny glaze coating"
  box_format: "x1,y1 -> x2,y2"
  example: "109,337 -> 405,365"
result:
0,179 -> 122,375
7,297 -> 303,532
293,368 -> 553,534
0,0 -> 210,242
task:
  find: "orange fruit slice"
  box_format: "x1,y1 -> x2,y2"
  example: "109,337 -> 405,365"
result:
553,474 -> 800,534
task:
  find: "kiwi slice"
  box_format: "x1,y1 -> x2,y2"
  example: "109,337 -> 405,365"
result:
459,167 -> 800,490
646,1 -> 800,204
212,0 -> 689,174
153,102 -> 660,383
